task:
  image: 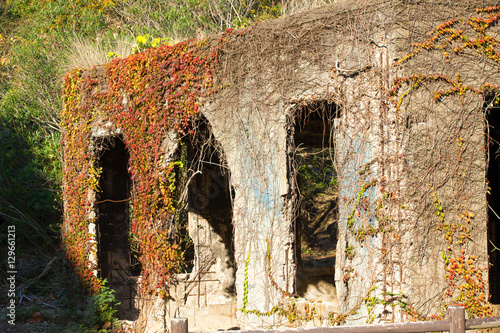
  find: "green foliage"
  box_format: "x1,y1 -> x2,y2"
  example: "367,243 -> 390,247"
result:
93,280 -> 120,324
111,0 -> 215,39
6,0 -> 111,39
0,113 -> 60,252
344,245 -> 355,260
242,245 -> 251,312
111,0 -> 283,40
296,148 -> 337,198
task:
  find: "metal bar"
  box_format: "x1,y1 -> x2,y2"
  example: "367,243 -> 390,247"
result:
183,258 -> 217,298
449,306 -> 465,333
171,317 -> 188,333
129,279 -> 132,310
179,278 -> 221,283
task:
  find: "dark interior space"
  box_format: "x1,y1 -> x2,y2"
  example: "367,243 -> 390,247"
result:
185,118 -> 236,296
486,101 -> 500,304
291,101 -> 339,301
177,208 -> 195,274
96,136 -> 139,319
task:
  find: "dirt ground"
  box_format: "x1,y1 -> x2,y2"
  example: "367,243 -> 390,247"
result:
299,189 -> 338,267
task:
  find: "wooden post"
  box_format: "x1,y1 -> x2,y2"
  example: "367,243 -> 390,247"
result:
449,306 -> 466,333
171,317 -> 188,333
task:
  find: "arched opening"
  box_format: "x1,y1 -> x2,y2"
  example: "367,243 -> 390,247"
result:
95,135 -> 139,319
175,117 -> 236,307
486,99 -> 500,304
289,101 -> 340,302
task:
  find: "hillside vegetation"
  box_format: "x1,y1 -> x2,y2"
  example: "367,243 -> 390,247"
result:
0,0 -> 333,331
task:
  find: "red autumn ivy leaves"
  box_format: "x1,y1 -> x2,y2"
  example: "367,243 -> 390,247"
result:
62,32 -> 227,295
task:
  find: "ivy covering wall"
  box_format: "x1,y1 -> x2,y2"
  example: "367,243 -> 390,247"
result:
62,32 -> 231,295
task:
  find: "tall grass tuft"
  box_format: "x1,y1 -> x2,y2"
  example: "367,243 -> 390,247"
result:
64,37 -> 134,71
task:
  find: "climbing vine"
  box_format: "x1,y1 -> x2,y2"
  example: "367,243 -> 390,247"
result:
62,30 -> 231,295
346,179 -> 378,241
325,2 -> 500,323
390,5 -> 500,109
383,2 -> 500,320
240,241 -> 322,326
432,188 -> 491,318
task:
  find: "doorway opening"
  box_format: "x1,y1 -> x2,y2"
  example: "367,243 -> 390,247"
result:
486,99 -> 500,304
176,117 -> 236,306
95,136 -> 139,319
289,101 -> 340,302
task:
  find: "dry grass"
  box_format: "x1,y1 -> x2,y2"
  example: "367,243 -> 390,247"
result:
63,37 -> 134,71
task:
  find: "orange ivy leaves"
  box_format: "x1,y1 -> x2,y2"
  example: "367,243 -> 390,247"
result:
389,73 -> 499,110
431,189 -> 491,318
445,251 -> 490,318
61,32 -> 230,295
391,5 -> 500,110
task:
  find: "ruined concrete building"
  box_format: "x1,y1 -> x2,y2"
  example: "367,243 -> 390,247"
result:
62,0 -> 500,331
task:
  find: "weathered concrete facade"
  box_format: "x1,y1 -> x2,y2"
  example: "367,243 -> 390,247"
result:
62,0 -> 500,331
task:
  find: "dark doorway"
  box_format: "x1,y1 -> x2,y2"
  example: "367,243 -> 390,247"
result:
96,136 -> 139,319
486,101 -> 500,304
290,101 -> 339,301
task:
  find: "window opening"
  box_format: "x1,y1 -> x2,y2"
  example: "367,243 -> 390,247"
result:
486,98 -> 500,304
95,136 -> 139,319
176,118 -> 236,306
290,101 -> 339,302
